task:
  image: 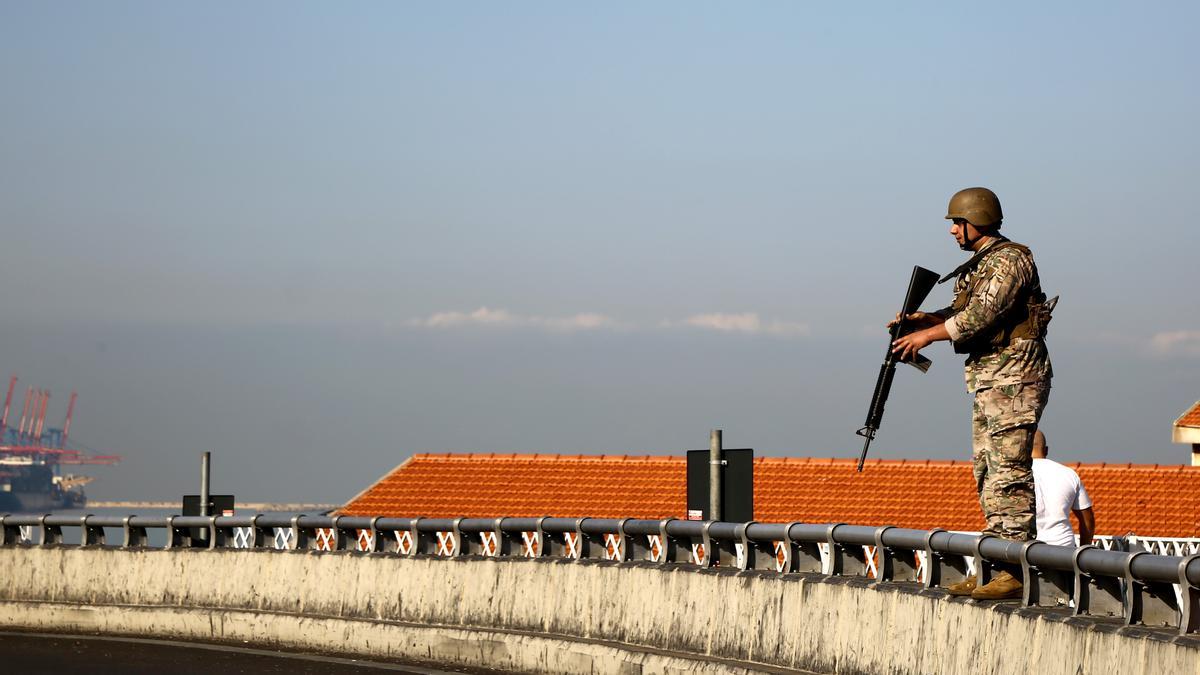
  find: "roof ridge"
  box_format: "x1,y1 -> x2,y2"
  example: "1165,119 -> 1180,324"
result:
755,457 -> 968,467
1172,399 -> 1200,428
410,452 -> 684,462
406,453 -> 1196,469
1073,462 -> 1195,471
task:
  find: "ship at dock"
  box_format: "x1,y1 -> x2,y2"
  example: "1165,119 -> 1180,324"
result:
0,375 -> 120,512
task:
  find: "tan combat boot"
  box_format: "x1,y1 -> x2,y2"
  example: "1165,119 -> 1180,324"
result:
971,571 -> 1023,600
945,575 -> 977,597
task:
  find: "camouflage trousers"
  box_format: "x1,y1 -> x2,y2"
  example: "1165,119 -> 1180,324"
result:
971,381 -> 1050,542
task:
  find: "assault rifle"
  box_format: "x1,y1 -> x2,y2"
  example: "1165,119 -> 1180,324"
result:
855,266 -> 941,472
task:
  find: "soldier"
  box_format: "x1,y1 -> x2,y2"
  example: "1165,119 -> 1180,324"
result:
890,187 -> 1054,600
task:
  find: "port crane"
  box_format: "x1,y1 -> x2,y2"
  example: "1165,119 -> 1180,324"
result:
0,375 -> 122,510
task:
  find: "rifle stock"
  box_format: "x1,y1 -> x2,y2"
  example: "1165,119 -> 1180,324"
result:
855,265 -> 940,471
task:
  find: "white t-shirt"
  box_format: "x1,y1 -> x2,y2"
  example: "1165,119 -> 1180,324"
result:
1032,458 -> 1093,547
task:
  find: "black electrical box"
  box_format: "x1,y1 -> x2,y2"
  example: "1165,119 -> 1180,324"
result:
182,494 -> 236,517
686,448 -> 753,522
180,495 -> 236,545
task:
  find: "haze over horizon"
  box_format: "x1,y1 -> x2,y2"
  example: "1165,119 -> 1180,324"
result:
2,4 -> 1197,503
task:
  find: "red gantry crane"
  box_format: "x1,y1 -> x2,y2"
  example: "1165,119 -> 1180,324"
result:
17,386 -> 33,442
0,375 -> 122,511
0,375 -> 16,439
61,390 -> 77,449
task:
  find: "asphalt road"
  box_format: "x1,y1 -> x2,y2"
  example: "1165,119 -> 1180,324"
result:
0,632 -> 497,674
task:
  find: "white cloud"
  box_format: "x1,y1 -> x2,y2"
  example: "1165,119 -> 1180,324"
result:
1148,330 -> 1200,358
417,307 -> 516,328
679,312 -> 810,337
408,307 -> 617,332
409,307 -> 809,337
537,313 -> 615,331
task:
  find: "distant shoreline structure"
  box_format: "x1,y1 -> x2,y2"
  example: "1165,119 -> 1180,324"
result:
88,501 -> 337,512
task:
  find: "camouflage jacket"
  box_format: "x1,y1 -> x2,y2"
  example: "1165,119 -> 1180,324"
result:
933,237 -> 1052,393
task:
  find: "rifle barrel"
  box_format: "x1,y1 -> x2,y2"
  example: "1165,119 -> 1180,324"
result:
856,432 -> 873,472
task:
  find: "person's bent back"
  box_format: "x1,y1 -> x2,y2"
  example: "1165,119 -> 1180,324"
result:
1032,430 -> 1094,546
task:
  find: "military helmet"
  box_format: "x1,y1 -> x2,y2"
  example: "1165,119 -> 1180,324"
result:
945,187 -> 1002,227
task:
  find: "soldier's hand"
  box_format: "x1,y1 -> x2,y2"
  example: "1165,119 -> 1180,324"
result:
891,329 -> 932,361
886,312 -> 942,330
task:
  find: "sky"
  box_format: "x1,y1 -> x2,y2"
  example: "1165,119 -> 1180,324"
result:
1,3 -> 1197,503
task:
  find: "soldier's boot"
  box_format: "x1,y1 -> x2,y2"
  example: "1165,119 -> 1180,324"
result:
971,571 -> 1023,600
945,575 -> 977,597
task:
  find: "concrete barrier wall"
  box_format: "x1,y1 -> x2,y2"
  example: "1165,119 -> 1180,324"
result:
0,547 -> 1196,675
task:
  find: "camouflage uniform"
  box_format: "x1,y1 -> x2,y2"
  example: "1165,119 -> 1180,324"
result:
934,237 -> 1052,542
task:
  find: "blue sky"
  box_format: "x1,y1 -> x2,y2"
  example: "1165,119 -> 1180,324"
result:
1,4 -> 1197,501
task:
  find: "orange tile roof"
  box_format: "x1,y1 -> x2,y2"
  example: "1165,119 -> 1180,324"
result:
753,457 -> 984,531
341,454 -> 686,520
339,454 -> 1200,538
1175,401 -> 1200,429
1073,463 -> 1200,537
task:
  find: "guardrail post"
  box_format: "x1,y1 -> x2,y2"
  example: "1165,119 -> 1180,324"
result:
165,516 -> 191,549
242,515 -> 268,549
492,518 -> 516,557
781,522 -> 822,573
204,516 -> 223,549
374,518 -> 400,554
449,518 -> 471,556
328,516 -> 347,551
534,517 -> 558,557
331,516 -> 357,552
122,516 -> 147,547
538,521 -> 566,558
617,519 -> 649,561
39,515 -> 63,545
402,518 -> 431,555
874,526 -> 918,582
362,517 -> 381,553
1124,551 -> 1178,627
923,529 -> 969,589
1071,545 -> 1122,617
81,515 -> 105,546
701,521 -> 737,568
695,521 -> 716,567
737,522 -> 775,570
577,518 -> 607,560
0,516 -> 19,546
289,515 -> 310,550
826,524 -> 867,576
611,519 -> 636,562
657,519 -> 685,563
1179,554 -> 1200,636
566,518 -> 584,559
1020,541 -> 1071,607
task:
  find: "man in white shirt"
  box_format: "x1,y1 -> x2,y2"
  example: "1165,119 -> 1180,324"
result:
1032,430 -> 1095,547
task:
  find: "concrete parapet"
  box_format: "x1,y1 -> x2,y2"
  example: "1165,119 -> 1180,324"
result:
0,547 -> 1196,674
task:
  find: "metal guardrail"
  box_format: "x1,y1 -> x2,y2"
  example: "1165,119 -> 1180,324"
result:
2,513 -> 1198,636
1094,534 -> 1200,558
